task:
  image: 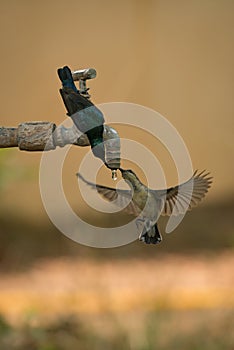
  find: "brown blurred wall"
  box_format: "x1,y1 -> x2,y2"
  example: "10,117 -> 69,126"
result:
0,0 -> 233,217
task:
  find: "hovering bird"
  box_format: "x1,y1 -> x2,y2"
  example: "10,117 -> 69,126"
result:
58,66 -> 106,162
77,169 -> 212,244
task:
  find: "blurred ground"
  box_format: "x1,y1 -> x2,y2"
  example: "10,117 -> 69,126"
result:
0,201 -> 233,348
1,252 -> 234,318
0,252 -> 233,349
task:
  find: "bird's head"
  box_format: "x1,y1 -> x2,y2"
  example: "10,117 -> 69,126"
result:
119,168 -> 139,183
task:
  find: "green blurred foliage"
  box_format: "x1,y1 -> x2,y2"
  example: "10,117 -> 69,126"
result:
0,314 -> 129,350
0,310 -> 233,350
0,149 -> 37,191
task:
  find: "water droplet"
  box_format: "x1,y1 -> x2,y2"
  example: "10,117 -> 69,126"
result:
112,170 -> 117,181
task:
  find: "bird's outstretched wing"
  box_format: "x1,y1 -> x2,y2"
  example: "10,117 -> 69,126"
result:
156,170 -> 213,216
77,173 -> 141,216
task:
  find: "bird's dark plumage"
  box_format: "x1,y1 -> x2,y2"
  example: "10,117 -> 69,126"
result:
136,219 -> 162,244
57,66 -> 78,92
58,66 -> 105,162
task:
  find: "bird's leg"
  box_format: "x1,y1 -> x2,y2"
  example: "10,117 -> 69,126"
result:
136,218 -> 148,242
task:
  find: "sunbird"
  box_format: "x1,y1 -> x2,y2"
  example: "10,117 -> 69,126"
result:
58,66 -> 105,162
77,169 -> 212,244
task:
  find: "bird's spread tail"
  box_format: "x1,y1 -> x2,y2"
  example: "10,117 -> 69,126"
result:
139,223 -> 162,245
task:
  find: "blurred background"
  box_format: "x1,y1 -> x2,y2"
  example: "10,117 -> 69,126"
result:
0,0 -> 233,349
